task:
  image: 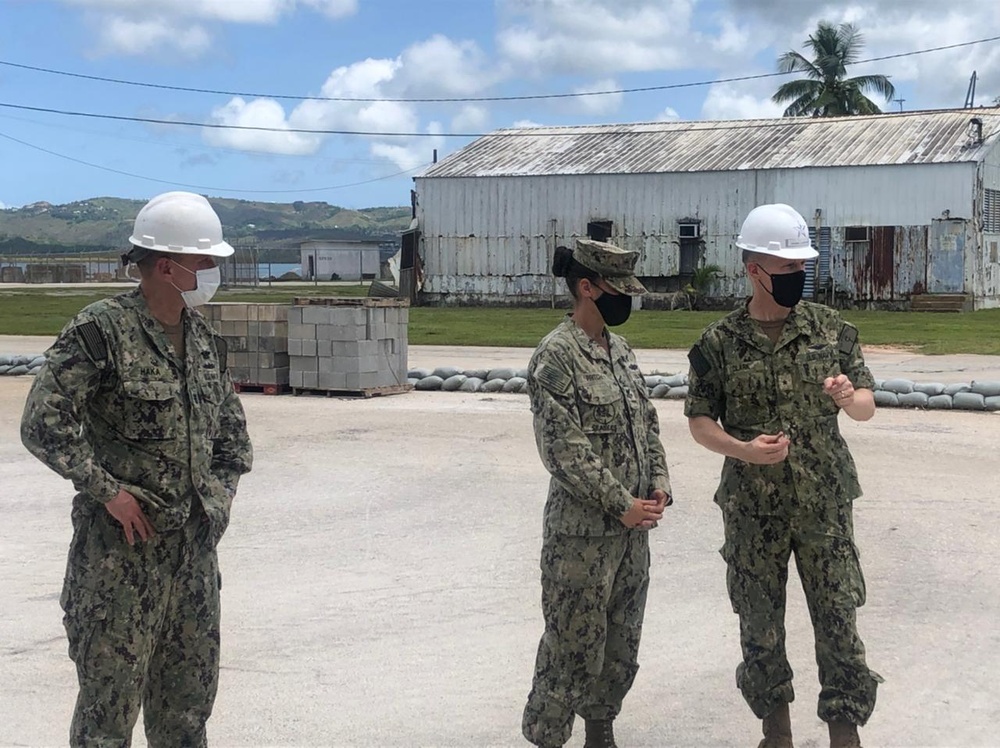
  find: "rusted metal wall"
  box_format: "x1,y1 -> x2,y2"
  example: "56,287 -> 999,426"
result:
415,162 -> 985,305
867,227 -> 895,300
415,171 -> 762,304
895,226 -> 929,297
828,226 -> 929,304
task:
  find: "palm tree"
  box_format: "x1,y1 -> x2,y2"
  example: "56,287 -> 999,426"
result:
684,263 -> 722,310
772,22 -> 895,117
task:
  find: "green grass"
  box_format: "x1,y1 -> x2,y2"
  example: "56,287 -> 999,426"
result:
837,310 -> 1000,354
409,308 -> 726,349
0,285 -> 370,335
2,287 -> 999,353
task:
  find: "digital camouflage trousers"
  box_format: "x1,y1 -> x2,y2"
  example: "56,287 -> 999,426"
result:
522,530 -> 650,747
61,499 -> 221,748
720,495 -> 882,725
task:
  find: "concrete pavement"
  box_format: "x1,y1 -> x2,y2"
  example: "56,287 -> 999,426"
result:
1,375 -> 999,747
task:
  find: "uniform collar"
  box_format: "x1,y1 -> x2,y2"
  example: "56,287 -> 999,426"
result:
125,286 -> 189,364
562,315 -> 622,364
727,300 -> 810,353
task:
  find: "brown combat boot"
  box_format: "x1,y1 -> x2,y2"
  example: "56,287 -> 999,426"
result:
757,703 -> 793,748
828,720 -> 862,748
583,719 -> 618,748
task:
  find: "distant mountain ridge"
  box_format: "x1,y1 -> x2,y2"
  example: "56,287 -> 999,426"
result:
0,196 -> 412,254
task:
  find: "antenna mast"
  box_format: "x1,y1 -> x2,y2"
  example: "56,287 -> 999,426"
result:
965,70 -> 978,108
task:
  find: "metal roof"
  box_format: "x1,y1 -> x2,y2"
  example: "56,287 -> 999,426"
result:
420,108 -> 1000,178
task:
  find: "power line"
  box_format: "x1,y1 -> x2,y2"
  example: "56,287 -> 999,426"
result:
0,102 -> 456,137
0,111 -> 394,163
1,35 -> 998,104
0,100 -> 995,139
0,130 -> 426,193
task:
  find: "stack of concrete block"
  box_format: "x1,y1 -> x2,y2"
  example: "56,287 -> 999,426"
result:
287,298 -> 409,393
201,303 -> 290,388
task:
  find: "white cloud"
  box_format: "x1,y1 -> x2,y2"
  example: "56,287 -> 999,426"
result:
571,79 -> 623,116
710,16 -> 752,56
655,107 -> 680,122
451,105 -> 490,133
301,0 -> 357,20
372,139 -> 439,172
512,119 -> 546,129
394,35 -> 495,97
96,17 -> 211,59
496,0 -> 698,76
204,47 -> 467,171
701,82 -> 784,120
62,0 -> 356,24
205,97 -> 324,155
0,201 -> 7,210
62,0 -> 358,58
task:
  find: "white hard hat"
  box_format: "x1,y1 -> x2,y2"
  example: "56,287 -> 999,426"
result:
128,191 -> 234,257
736,204 -> 818,260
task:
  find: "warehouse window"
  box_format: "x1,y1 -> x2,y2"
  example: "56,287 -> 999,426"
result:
587,220 -> 613,242
984,189 -> 1000,233
677,218 -> 701,239
845,226 -> 871,267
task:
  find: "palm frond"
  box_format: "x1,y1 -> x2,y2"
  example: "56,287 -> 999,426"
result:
846,73 -> 896,102
836,22 -> 865,65
777,50 -> 821,77
772,79 -> 823,105
783,92 -> 822,118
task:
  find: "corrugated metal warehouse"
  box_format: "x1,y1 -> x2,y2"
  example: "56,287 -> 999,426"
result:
412,107 -> 1000,310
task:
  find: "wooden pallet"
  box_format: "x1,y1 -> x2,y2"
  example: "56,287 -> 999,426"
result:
293,297 -> 409,308
232,382 -> 290,396
291,383 -> 413,399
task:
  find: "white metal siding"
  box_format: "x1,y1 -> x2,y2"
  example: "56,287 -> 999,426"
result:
301,247 -> 380,281
974,139 -> 1000,307
416,163 -> 976,302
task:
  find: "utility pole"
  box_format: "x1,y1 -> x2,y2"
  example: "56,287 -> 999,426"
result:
893,98 -> 905,112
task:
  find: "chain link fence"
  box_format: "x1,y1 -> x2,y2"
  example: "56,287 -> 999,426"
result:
0,245 -> 269,288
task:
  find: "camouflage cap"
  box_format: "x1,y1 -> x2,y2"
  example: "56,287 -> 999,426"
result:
574,238 -> 647,296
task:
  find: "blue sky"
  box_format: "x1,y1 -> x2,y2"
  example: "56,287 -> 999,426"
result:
0,0 -> 998,210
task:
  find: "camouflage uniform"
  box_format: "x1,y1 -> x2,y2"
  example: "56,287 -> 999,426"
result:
21,287 -> 253,747
522,317 -> 671,747
684,300 -> 882,725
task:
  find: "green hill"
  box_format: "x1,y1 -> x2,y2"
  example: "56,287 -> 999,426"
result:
0,197 -> 412,254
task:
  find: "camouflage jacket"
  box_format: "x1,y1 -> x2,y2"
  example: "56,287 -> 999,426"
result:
21,287 -> 253,534
684,301 -> 874,514
528,317 -> 671,536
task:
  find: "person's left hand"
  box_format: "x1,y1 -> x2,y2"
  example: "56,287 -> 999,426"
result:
642,489 -> 672,529
824,374 -> 855,408
650,489 -> 671,510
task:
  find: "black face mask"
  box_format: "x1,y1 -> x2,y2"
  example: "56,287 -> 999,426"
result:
759,268 -> 806,308
594,290 -> 633,326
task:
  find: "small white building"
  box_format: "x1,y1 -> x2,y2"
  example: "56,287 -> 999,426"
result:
299,239 -> 381,281
413,107 -> 1000,310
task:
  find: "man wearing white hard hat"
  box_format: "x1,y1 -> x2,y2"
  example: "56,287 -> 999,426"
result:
683,204 -> 881,748
21,191 -> 253,746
